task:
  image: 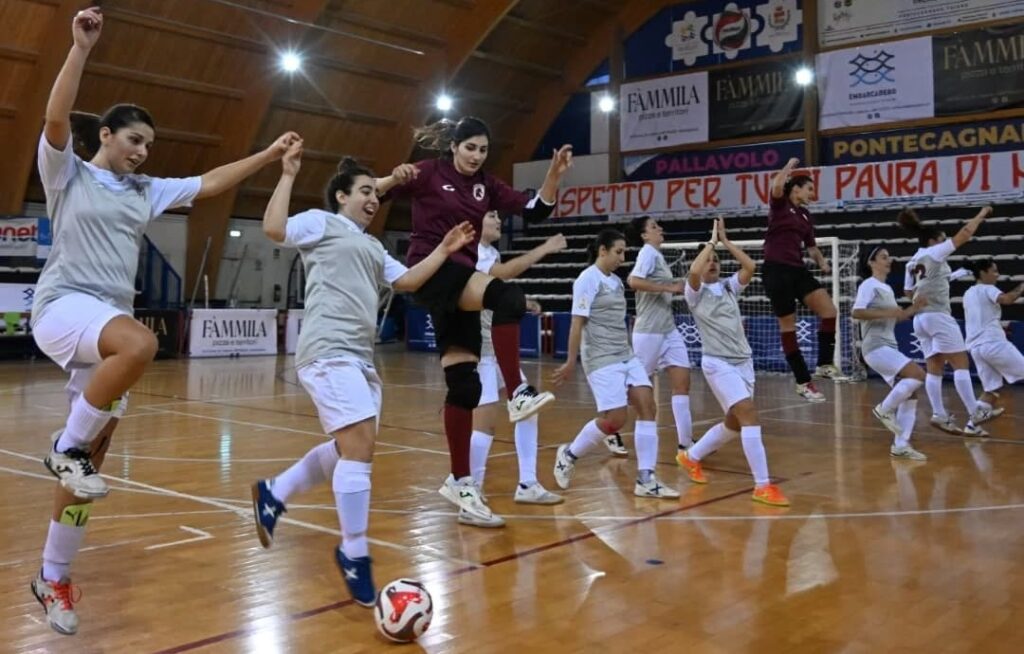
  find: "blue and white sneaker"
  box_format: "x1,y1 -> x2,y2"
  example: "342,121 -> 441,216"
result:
251,480 -> 286,549
335,549 -> 376,607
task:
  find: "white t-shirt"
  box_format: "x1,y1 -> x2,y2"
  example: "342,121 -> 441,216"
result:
572,265 -> 630,374
476,243 -> 501,356
963,284 -> 1006,349
284,210 -> 407,283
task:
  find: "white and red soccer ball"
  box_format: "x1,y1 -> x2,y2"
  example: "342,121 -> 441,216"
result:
374,578 -> 433,643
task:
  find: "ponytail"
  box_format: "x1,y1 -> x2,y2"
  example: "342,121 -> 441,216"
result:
625,216 -> 651,247
414,116 -> 490,157
325,156 -> 376,212
69,111 -> 101,159
897,208 -> 941,246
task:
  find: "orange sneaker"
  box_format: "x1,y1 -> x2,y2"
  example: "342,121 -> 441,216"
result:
751,484 -> 789,507
676,451 -> 707,484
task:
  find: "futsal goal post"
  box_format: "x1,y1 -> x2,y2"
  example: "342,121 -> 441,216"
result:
662,237 -> 865,380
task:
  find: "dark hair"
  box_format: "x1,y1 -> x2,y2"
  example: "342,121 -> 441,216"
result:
625,216 -> 653,247
860,245 -> 888,278
414,116 -> 490,158
325,157 -> 376,213
68,104 -> 153,159
897,208 -> 942,245
966,257 -> 996,279
586,229 -> 625,264
783,174 -> 813,198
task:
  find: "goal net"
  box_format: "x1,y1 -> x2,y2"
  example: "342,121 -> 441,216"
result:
664,237 -> 865,380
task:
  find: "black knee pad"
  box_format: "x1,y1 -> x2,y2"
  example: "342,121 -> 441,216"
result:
483,279 -> 526,324
444,362 -> 482,410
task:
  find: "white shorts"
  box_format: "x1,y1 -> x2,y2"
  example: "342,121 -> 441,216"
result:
702,355 -> 755,412
297,357 -> 382,434
586,357 -> 652,412
32,293 -> 129,370
971,341 -> 1024,392
864,346 -> 913,387
65,367 -> 129,418
632,329 -> 691,376
913,313 -> 966,358
477,355 -> 526,406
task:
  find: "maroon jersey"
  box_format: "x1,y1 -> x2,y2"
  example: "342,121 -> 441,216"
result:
386,158 -> 531,268
765,195 -> 816,268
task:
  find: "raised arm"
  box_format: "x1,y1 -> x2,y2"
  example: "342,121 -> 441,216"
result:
950,206 -> 993,249
489,234 -> 567,280
688,242 -> 716,291
45,7 -> 103,149
770,157 -> 800,200
536,145 -> 574,204
717,218 -> 755,286
998,282 -> 1024,305
262,141 -> 303,243
375,163 -> 420,197
198,132 -> 300,200
628,276 -> 685,294
393,223 -> 475,292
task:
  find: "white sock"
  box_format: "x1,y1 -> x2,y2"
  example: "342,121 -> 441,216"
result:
470,430 -> 494,487
56,395 -> 112,452
634,420 -> 658,473
671,395 -> 694,448
740,426 -> 770,486
568,419 -> 607,458
688,422 -> 738,461
272,440 -> 339,504
953,369 -> 978,417
925,373 -> 946,417
895,399 -> 917,448
514,416 -> 539,486
42,519 -> 87,582
333,459 -> 371,560
881,378 -> 922,414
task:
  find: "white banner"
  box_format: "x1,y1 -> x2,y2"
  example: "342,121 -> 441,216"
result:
285,309 -> 303,355
188,309 -> 278,358
0,282 -> 35,312
820,0 -> 1024,48
817,37 -> 934,130
0,218 -> 39,257
620,72 -> 709,152
554,150 -> 1024,218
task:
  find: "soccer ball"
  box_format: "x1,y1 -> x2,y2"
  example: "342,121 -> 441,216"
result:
374,578 -> 433,643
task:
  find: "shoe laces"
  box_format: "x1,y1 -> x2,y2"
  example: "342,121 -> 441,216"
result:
612,433 -> 624,447
64,448 -> 98,475
49,579 -> 81,610
518,385 -> 538,398
757,484 -> 784,499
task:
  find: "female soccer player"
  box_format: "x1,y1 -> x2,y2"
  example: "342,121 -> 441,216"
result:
626,216 -> 693,454
550,230 -> 679,500
764,158 -> 839,402
676,220 -> 789,507
962,258 -> 1023,414
252,150 -> 475,605
899,206 -> 997,435
852,247 -> 929,460
30,7 -> 299,635
468,211 -> 566,509
374,117 -> 572,526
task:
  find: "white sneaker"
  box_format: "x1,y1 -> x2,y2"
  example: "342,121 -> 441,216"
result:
438,475 -> 504,528
971,406 -> 1004,424
796,382 -> 826,402
872,404 -> 901,436
31,571 -> 79,635
634,473 -> 681,499
507,384 -> 555,422
963,421 -> 989,437
514,482 -> 564,505
813,364 -> 845,380
44,444 -> 108,499
552,444 -> 576,490
604,433 -> 628,456
890,445 -> 927,461
930,414 -> 963,435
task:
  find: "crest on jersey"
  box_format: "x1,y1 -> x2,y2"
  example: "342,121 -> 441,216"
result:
473,183 -> 485,201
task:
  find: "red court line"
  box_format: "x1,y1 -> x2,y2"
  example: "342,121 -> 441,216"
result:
150,481 -> 777,654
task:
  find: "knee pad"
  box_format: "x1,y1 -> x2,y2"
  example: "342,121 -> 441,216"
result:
445,362 -> 482,410
59,503 -> 92,527
483,279 -> 526,324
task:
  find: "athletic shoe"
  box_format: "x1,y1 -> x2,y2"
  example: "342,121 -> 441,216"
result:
31,571 -> 79,635
44,444 -> 108,500
796,382 -> 826,402
438,474 -> 505,528
930,414 -> 963,435
508,384 -> 555,422
251,479 -> 286,549
634,473 -> 681,499
334,549 -> 376,607
514,482 -> 564,505
552,444 -> 576,490
604,433 -> 628,456
872,404 -> 901,436
890,445 -> 927,461
971,406 -> 1004,424
751,484 -> 790,507
676,450 -> 707,484
963,421 -> 989,438
813,364 -> 844,380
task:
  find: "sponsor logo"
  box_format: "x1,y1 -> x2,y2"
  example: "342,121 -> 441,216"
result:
473,183 -> 485,201
849,50 -> 895,86
714,9 -> 750,51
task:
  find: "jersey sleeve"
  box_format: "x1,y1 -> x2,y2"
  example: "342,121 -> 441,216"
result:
923,240 -> 957,262
726,272 -> 747,295
984,284 -> 1003,304
283,210 -> 328,248
630,246 -> 657,279
37,133 -> 78,191
487,173 -> 530,214
571,271 -> 600,318
382,251 -> 409,285
903,265 -> 917,292
475,246 -> 499,274
148,176 -> 203,218
853,280 -> 875,310
380,159 -> 433,201
684,282 -> 702,308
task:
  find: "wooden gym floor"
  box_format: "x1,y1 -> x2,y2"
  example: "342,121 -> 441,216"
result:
1,347 -> 1023,653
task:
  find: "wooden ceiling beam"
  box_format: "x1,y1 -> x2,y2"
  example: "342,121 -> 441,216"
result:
85,62 -> 246,100
321,9 -> 448,48
470,49 -> 562,79
0,45 -> 38,63
273,99 -> 398,127
456,88 -> 533,113
503,13 -> 588,45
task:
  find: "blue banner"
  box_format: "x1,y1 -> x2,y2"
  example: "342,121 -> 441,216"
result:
407,306 -> 543,357
821,118 -> 1024,165
624,140 -> 803,181
625,0 -> 803,79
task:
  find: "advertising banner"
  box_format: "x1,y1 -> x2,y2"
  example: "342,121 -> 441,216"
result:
709,58 -> 804,139
136,309 -> 182,359
821,118 -> 1024,165
620,72 -> 709,151
625,140 -> 804,180
188,308 -> 277,358
933,24 -> 1024,116
285,309 -> 303,355
0,218 -> 40,257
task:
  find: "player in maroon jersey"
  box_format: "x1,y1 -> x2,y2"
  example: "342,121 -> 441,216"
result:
376,116 -> 572,527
